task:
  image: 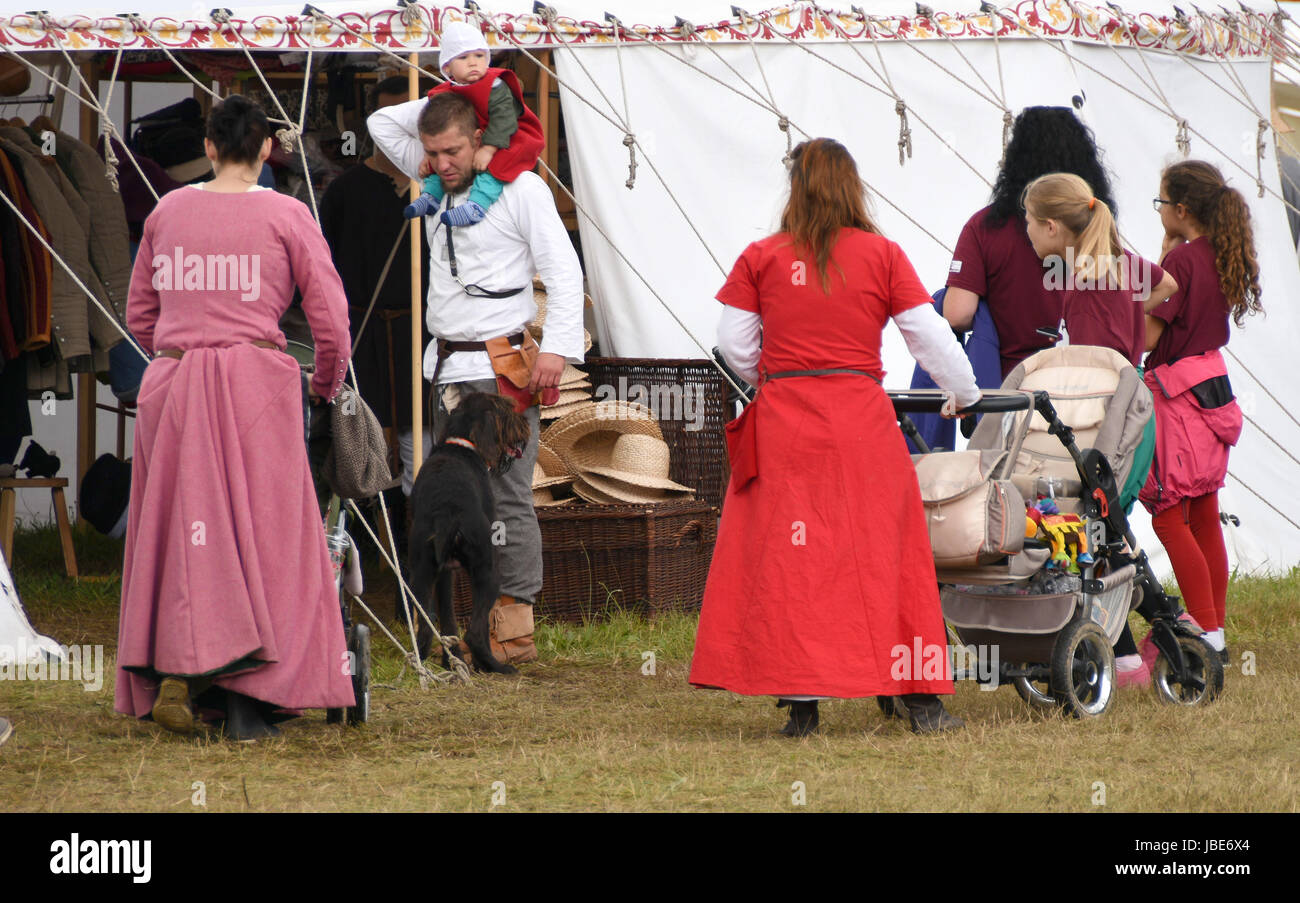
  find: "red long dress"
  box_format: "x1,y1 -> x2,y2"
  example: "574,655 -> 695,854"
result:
689,228 -> 953,698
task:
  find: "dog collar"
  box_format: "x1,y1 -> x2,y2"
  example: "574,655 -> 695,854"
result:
445,437 -> 477,452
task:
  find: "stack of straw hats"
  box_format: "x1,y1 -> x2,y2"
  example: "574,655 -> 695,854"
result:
539,401 -> 695,505
531,443 -> 575,507
540,362 -> 595,421
529,276 -> 594,357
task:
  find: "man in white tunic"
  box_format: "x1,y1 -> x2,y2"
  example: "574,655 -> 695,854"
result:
369,91 -> 584,663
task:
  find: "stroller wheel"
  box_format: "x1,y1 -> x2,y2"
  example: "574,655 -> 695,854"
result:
1152,634 -> 1223,706
1049,620 -> 1115,719
1012,669 -> 1056,711
346,623 -> 372,726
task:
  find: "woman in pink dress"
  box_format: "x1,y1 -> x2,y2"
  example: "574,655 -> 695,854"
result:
690,139 -> 980,735
115,95 -> 354,740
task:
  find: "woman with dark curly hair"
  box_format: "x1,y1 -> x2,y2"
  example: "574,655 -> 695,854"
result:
945,106 -> 1117,378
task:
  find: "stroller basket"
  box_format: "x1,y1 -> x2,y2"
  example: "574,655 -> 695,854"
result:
942,563 -> 1138,663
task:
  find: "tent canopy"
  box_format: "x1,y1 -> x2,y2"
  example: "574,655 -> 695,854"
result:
4,3 -> 1299,577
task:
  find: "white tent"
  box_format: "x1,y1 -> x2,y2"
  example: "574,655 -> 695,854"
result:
4,2 -> 1299,579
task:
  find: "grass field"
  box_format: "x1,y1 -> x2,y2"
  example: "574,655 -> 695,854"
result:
1,523 -> 1297,812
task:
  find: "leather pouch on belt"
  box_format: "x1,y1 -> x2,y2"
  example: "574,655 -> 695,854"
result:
485,333 -> 560,413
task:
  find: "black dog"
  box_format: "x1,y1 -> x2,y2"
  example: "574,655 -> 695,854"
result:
407,392 -> 531,674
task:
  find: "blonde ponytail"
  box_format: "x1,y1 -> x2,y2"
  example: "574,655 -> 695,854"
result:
1023,172 -> 1122,287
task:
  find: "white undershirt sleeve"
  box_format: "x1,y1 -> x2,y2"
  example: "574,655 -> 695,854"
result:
716,305 -> 762,386
894,303 -> 981,408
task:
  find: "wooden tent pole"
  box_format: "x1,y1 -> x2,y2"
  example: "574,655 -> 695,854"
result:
409,55 -> 423,476
75,57 -> 101,524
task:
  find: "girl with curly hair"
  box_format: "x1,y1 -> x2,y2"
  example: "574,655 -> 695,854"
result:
1140,161 -> 1260,663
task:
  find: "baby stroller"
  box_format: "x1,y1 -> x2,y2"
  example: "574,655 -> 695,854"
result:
889,345 -> 1224,719
286,338 -> 372,726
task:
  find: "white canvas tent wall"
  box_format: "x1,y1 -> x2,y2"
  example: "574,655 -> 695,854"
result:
4,2 -> 1299,582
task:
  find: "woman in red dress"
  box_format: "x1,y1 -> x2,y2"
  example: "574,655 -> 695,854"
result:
690,139 -> 980,735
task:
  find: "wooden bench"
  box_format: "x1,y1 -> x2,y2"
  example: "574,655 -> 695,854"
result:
0,477 -> 78,579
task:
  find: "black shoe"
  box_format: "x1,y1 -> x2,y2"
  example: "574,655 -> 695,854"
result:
901,694 -> 964,734
776,699 -> 819,737
222,690 -> 282,742
876,696 -> 910,720
1219,646 -> 1230,665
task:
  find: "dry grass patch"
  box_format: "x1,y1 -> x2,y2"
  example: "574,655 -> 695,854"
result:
2,525 -> 1296,812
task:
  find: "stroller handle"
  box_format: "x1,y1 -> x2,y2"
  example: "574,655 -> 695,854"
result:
886,389 -> 1047,415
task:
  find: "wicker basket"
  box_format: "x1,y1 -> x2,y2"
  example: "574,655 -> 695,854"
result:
453,500 -> 718,623
581,358 -> 732,508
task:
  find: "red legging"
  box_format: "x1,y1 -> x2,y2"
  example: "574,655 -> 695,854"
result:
1150,493 -> 1229,632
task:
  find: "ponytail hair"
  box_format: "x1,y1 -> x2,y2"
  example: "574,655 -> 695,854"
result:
780,138 -> 880,293
1023,172 -> 1121,286
205,94 -> 270,166
1161,160 -> 1262,325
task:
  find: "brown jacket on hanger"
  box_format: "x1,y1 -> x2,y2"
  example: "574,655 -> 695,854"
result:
0,146 -> 52,352
0,130 -> 104,369
49,128 -> 132,326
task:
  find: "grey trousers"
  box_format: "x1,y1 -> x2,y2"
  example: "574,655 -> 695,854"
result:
432,378 -> 543,604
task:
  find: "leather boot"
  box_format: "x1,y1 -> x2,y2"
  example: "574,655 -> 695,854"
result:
151,676 -> 195,734
776,699 -> 819,737
489,595 -> 537,665
901,694 -> 964,734
223,690 -> 281,742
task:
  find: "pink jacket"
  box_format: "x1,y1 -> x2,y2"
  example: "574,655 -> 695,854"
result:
1139,349 -> 1242,515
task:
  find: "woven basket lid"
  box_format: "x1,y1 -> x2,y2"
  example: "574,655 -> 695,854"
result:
578,434 -> 694,496
531,461 -> 572,491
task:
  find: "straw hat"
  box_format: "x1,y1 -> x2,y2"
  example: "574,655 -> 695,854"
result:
571,476 -> 627,505
541,401 -> 663,471
540,400 -> 595,421
559,363 -> 590,388
529,278 -> 594,355
536,442 -> 572,478
531,461 -> 572,492
543,388 -> 594,409
576,434 -> 694,502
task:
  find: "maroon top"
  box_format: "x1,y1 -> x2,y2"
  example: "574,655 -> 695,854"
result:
947,205 -> 1062,378
1062,250 -> 1164,366
1146,236 -> 1232,369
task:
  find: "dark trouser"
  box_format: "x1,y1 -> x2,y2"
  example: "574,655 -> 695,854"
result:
432,378 -> 543,603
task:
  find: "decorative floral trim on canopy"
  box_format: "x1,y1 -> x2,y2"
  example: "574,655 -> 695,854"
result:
0,2 -> 1278,58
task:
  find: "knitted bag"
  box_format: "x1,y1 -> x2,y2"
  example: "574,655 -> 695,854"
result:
322,387 -> 399,499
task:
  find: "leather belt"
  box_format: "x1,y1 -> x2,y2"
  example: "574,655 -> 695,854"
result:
765,367 -> 882,385
156,339 -> 279,360
430,331 -> 526,390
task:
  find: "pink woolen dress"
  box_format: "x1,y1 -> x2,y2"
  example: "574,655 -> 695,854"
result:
115,185 -> 355,718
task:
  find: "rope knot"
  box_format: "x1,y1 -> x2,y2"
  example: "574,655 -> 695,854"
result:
1175,117 -> 1190,156
777,115 -> 789,132
275,125 -> 301,154
624,132 -> 638,189
895,100 -> 912,165
1256,117 -> 1269,198
210,8 -> 233,26
676,18 -> 697,39
102,123 -> 120,192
